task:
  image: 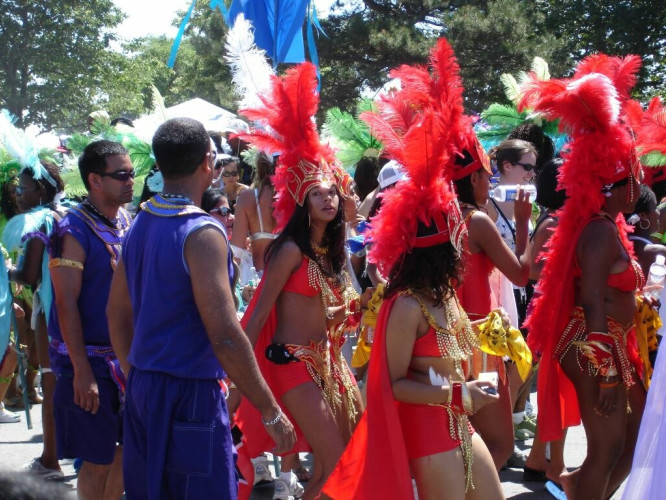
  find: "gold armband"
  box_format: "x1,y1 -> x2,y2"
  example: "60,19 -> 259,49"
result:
49,258 -> 84,271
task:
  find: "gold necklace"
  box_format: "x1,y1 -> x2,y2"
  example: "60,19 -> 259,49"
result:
311,240 -> 329,257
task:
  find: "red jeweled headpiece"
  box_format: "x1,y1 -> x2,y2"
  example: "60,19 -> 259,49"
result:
235,63 -> 351,230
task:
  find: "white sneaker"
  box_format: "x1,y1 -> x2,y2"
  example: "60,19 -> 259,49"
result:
0,404 -> 21,423
252,455 -> 274,485
20,458 -> 64,480
273,472 -> 304,499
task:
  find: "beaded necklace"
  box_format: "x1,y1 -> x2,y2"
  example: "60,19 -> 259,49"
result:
401,289 -> 478,380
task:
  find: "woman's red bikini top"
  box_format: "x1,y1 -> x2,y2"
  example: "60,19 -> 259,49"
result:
573,217 -> 645,293
282,257 -> 319,297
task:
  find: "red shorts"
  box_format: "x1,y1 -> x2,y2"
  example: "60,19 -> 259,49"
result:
397,402 -> 474,459
264,360 -> 313,401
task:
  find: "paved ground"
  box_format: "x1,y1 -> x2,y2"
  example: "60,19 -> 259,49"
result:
0,390 -> 627,499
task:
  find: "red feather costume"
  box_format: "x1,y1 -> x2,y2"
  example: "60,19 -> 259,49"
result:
520,55 -> 643,441
232,63 -> 359,500
323,39 -> 482,499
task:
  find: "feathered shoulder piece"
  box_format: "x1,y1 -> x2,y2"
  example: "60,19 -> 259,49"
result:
363,38 -> 468,275
235,62 -> 349,231
321,99 -> 384,173
1,205 -> 54,253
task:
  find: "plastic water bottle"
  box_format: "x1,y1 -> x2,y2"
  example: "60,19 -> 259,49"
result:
248,267 -> 260,288
490,185 -> 537,202
645,255 -> 666,300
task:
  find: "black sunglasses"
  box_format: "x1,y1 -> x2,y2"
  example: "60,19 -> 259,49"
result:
210,207 -> 233,216
222,171 -> 239,177
98,170 -> 136,182
511,161 -> 535,172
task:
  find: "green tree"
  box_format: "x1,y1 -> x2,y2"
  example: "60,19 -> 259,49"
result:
317,0 -> 664,115
0,0 -> 124,129
539,0 -> 666,99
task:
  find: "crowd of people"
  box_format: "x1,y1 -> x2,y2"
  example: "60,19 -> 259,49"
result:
1,37 -> 666,500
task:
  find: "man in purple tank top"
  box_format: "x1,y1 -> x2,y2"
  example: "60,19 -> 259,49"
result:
107,118 -> 295,500
49,140 -> 134,499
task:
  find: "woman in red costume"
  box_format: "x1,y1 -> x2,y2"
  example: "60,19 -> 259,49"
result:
324,38 -> 506,500
452,136 -> 532,470
520,55 -> 647,499
233,62 -> 367,500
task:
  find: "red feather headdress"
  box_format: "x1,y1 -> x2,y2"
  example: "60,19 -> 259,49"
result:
235,62 -> 353,231
363,38 -> 472,275
626,97 -> 666,186
520,55 -> 640,355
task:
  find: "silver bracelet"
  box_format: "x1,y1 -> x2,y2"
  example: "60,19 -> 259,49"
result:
262,410 -> 282,426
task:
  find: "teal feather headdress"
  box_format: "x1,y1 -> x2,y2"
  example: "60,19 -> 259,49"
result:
476,57 -> 567,154
0,110 -> 58,187
322,99 -> 384,174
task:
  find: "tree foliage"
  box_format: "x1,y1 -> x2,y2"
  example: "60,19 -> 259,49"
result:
0,0 -> 124,129
317,0 -> 665,116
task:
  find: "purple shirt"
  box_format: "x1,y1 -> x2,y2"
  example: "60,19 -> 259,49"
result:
122,204 -> 234,380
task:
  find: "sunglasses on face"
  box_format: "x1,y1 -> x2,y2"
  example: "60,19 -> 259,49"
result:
210,207 -> 233,216
222,171 -> 239,178
15,185 -> 39,195
511,161 -> 535,172
98,169 -> 136,182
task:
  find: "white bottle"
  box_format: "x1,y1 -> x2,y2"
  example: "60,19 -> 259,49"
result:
490,185 -> 537,202
248,266 -> 260,287
645,255 -> 666,300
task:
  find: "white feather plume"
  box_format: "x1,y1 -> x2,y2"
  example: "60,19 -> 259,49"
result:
224,14 -> 275,110
0,110 -> 40,171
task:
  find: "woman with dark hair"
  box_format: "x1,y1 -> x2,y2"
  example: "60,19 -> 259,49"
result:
202,188 -> 235,240
485,138 -> 538,447
624,184 -> 666,276
325,39 -> 504,500
453,135 -> 532,471
4,161 -> 65,479
520,56 -> 647,499
234,63 -> 367,500
507,122 -> 555,174
219,156 -> 249,211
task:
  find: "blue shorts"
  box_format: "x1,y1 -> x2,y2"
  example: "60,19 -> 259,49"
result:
53,360 -> 122,465
123,369 -> 237,500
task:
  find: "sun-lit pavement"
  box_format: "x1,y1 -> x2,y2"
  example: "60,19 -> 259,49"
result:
0,390 -> 627,499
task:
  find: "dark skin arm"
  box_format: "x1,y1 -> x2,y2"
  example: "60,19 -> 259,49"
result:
9,237 -> 45,287
468,211 -> 530,286
529,217 -> 557,280
107,258 -> 135,377
386,295 -> 499,410
577,219 -> 621,415
186,225 -> 295,452
229,188 -> 251,251
243,241 -> 303,346
51,234 -> 100,414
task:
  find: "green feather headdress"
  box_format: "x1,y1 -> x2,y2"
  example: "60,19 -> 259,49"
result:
322,99 -> 384,174
476,57 -> 567,153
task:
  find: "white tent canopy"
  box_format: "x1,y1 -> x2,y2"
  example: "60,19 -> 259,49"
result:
133,98 -> 249,140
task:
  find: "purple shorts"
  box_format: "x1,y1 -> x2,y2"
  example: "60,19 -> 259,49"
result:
53,365 -> 122,465
123,369 -> 237,500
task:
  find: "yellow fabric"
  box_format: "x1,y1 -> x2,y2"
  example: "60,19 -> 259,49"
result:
634,296 -> 661,390
351,284 -> 386,369
351,334 -> 372,368
477,311 -> 533,381
360,283 -> 386,330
